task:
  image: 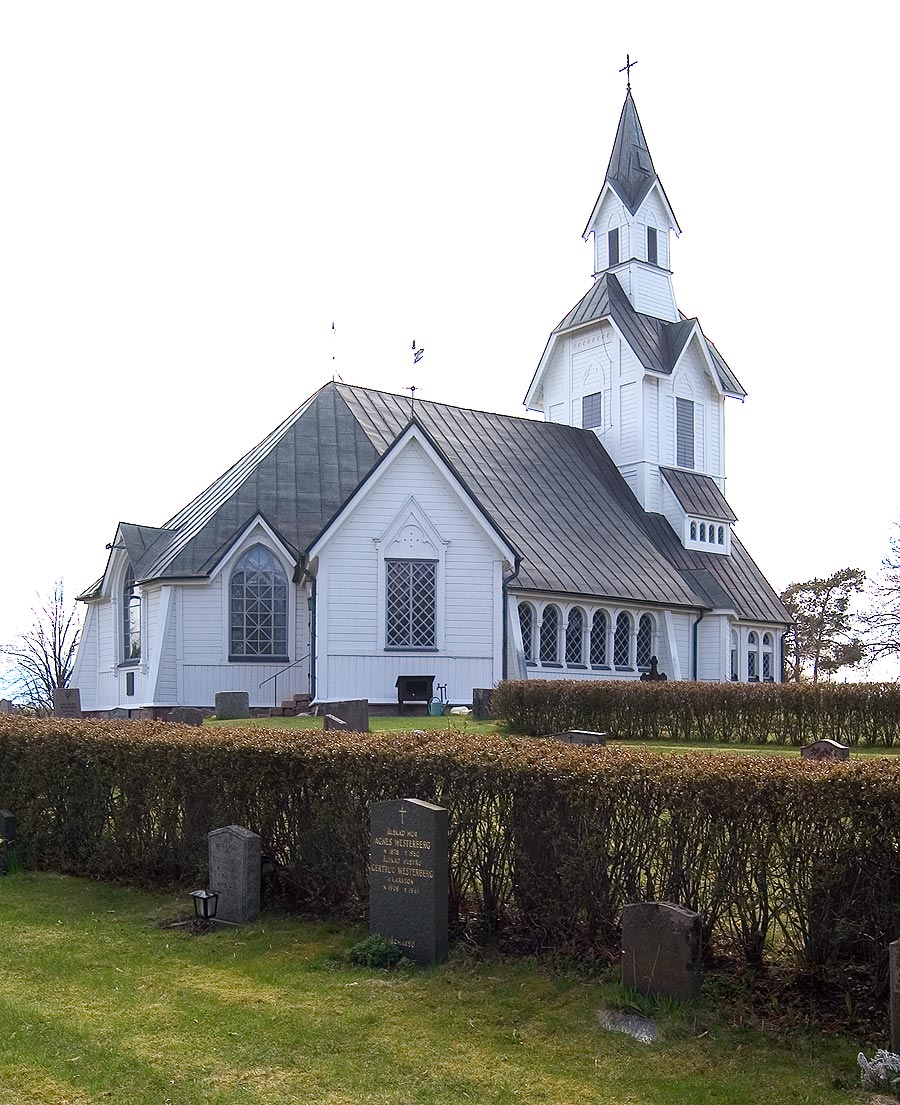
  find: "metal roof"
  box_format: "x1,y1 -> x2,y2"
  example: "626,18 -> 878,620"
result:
660,467 -> 738,523
79,382 -> 787,625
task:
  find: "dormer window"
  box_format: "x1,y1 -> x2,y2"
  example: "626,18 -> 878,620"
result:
647,226 -> 658,265
608,228 -> 620,267
582,392 -> 602,430
685,516 -> 731,554
676,398 -> 695,468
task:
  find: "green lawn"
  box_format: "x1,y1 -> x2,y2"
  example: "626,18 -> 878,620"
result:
0,874 -> 863,1104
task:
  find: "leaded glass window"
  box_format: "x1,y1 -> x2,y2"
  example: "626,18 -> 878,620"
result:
614,612 -> 631,668
519,602 -> 535,662
748,631 -> 759,681
590,611 -> 608,666
386,559 -> 437,648
565,609 -> 584,664
123,566 -> 141,661
636,614 -> 653,669
539,605 -> 559,663
230,545 -> 288,659
762,633 -> 773,681
730,631 -> 738,680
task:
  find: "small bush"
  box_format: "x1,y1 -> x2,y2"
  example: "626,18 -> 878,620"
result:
348,934 -> 406,969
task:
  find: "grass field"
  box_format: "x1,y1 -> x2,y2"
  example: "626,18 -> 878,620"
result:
0,874 -> 863,1105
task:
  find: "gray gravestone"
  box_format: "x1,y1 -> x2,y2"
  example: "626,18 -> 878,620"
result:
892,939 -> 900,1053
801,738 -> 850,761
0,699 -> 13,714
320,699 -> 369,732
369,798 -> 449,966
53,687 -> 82,718
621,901 -> 702,1001
215,691 -> 250,720
472,688 -> 494,722
169,707 -> 204,727
108,708 -> 130,720
208,824 -> 262,924
0,809 -> 16,875
324,713 -> 348,730
549,730 -> 608,746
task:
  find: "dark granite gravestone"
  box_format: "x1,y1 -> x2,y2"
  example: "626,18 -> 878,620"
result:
53,687 -> 82,718
891,939 -> 900,1053
215,691 -> 250,720
369,798 -> 449,966
324,713 -> 348,730
108,708 -> 130,720
0,699 -> 13,714
621,901 -> 702,1001
548,730 -> 608,746
169,707 -> 204,727
320,699 -> 369,732
208,824 -> 262,924
0,809 -> 16,875
472,688 -> 494,722
801,738 -> 850,761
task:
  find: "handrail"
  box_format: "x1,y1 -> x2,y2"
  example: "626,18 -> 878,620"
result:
258,654 -> 310,712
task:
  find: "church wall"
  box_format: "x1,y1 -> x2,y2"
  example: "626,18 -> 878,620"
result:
619,382 -> 638,464
708,383 -> 723,478
71,603 -> 98,707
156,589 -> 178,703
697,615 -> 728,681
632,267 -> 678,321
314,440 -> 503,703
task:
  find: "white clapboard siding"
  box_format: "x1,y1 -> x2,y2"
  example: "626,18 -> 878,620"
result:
71,603 -> 98,707
632,266 -> 678,321
697,615 -> 727,680
156,591 -> 178,703
325,654 -> 494,705
619,382 -> 638,463
180,578 -> 225,662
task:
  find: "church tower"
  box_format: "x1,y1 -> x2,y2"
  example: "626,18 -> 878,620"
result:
524,85 -> 746,554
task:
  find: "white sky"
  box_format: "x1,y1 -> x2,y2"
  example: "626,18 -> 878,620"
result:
0,1 -> 895,681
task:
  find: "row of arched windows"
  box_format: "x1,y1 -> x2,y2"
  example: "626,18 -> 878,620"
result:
730,630 -> 775,682
519,601 -> 655,671
690,521 -> 725,545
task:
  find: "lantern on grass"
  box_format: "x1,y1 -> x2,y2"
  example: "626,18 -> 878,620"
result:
190,889 -> 219,920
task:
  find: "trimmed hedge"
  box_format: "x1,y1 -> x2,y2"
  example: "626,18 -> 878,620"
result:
493,678 -> 900,746
2,717 -> 899,989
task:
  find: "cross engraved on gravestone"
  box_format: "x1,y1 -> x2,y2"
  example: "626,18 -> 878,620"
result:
53,687 -> 82,718
208,824 -> 262,924
891,939 -> 900,1053
801,739 -> 850,761
369,798 -> 449,967
621,901 -> 702,1001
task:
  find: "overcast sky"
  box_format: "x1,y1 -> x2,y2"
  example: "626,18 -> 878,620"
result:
0,1 -> 894,686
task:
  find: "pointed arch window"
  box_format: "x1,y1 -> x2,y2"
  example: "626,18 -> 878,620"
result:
730,630 -> 739,680
747,631 -> 759,681
762,633 -> 774,681
590,611 -> 608,666
539,605 -> 560,664
647,226 -> 658,265
122,566 -> 141,662
614,612 -> 632,669
230,545 -> 289,660
565,609 -> 585,665
518,602 -> 535,663
608,227 -> 620,267
636,614 -> 653,670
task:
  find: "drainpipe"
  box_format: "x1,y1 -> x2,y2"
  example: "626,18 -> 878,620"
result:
501,557 -> 522,681
691,610 -> 705,681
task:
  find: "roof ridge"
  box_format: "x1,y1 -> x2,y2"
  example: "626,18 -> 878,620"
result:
334,380 -> 545,427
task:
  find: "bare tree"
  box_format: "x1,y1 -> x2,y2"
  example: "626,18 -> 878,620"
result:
0,581 -> 82,711
862,527 -> 900,664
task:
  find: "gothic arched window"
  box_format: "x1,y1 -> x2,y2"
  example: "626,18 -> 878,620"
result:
730,630 -> 739,680
518,602 -> 535,663
762,633 -> 774,681
565,609 -> 585,664
636,614 -> 653,670
123,566 -> 141,662
747,631 -> 759,681
230,545 -> 288,660
614,612 -> 632,668
590,611 -> 608,666
539,605 -> 560,663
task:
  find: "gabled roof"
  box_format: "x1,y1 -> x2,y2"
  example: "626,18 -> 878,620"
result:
660,467 -> 738,523
582,90 -> 681,236
78,382 -> 786,624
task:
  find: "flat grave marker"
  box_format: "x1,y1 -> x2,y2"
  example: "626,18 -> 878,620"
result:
369,798 -> 448,966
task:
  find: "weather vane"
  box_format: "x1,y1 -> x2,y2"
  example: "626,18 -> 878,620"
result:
619,54 -> 638,92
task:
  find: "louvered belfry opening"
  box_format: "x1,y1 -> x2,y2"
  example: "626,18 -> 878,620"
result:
386,560 -> 437,648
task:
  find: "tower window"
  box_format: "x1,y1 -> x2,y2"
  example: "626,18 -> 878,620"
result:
647,226 -> 658,265
608,228 -> 620,267
582,392 -> 602,430
676,398 -> 695,468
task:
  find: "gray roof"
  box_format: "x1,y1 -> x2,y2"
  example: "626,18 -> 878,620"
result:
660,467 -> 738,523
550,273 -> 745,397
79,382 -> 788,624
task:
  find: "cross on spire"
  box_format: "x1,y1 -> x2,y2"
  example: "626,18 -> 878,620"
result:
619,53 -> 638,92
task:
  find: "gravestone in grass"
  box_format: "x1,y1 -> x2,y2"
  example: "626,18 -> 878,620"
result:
320,699 -> 369,732
472,688 -> 494,721
369,799 -> 449,966
891,939 -> 900,1052
621,901 -> 702,1001
215,691 -> 250,720
169,706 -> 204,726
0,809 -> 16,874
0,698 -> 13,714
801,738 -> 850,761
208,825 -> 262,924
53,687 -> 82,718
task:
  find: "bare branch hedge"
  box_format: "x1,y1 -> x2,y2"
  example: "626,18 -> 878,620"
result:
2,717 -> 899,990
493,679 -> 900,746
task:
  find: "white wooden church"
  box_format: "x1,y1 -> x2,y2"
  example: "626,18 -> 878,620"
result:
73,89 -> 790,715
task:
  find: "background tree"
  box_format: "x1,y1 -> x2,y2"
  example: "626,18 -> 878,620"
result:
0,581 -> 81,711
780,567 -> 866,682
862,526 -> 900,664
